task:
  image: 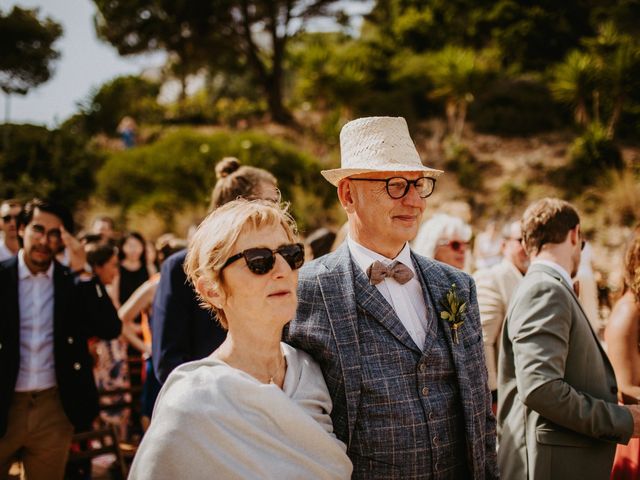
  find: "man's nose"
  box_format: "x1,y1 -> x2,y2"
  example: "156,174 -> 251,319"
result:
402,184 -> 424,206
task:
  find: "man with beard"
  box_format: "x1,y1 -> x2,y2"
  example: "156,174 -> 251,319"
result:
498,197 -> 640,480
0,199 -> 121,480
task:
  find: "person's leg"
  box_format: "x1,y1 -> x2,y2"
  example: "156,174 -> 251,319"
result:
21,388 -> 74,480
0,394 -> 30,480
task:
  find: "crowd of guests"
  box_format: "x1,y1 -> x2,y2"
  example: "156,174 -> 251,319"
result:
0,115 -> 639,479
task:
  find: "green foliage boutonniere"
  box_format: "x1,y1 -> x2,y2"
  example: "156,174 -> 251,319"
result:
440,283 -> 467,345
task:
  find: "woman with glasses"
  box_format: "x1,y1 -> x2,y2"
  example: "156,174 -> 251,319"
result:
129,199 -> 352,480
412,212 -> 473,270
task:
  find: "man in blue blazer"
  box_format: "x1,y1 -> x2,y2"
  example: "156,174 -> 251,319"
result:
287,117 -> 498,479
0,199 -> 121,479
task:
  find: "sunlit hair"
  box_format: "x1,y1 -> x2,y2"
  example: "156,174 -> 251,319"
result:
184,199 -> 298,329
413,213 -> 472,259
209,157 -> 278,210
521,197 -> 580,256
624,225 -> 640,303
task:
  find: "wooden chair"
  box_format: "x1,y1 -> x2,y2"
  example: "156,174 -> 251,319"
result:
67,425 -> 128,479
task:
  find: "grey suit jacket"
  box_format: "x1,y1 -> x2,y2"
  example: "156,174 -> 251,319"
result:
497,263 -> 634,480
286,243 -> 498,479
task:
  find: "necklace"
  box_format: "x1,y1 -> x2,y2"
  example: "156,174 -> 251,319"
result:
267,355 -> 286,385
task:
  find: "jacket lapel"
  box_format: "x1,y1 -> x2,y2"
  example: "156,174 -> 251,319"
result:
316,244 -> 362,444
351,260 -> 421,353
531,263 -> 610,361
5,258 -> 21,371
413,253 -> 479,466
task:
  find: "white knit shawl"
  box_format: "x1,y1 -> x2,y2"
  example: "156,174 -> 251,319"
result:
128,343 -> 352,479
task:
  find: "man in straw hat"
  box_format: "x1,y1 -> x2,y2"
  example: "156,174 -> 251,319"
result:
287,117 -> 498,479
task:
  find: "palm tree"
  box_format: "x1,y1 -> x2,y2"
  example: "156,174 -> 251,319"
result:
549,51 -> 598,127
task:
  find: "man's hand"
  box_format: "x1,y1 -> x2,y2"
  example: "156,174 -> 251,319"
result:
61,226 -> 86,272
626,405 -> 640,437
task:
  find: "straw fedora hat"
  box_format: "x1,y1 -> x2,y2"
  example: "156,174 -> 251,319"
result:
321,116 -> 443,186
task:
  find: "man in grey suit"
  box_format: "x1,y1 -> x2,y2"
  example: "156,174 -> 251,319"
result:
498,197 -> 640,479
287,117 -> 498,479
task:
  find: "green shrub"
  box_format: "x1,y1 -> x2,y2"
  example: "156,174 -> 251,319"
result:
444,139 -> 483,191
470,78 -> 567,136
96,128 -> 335,231
565,123 -> 623,187
0,124 -> 103,212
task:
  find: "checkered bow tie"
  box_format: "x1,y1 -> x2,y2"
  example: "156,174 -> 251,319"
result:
366,260 -> 414,286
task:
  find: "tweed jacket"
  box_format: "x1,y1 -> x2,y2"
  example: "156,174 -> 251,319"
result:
473,259 -> 523,391
286,243 -> 498,479
0,256 -> 122,436
497,263 -> 634,480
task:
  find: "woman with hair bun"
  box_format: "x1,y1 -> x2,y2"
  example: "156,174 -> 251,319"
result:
210,157 -> 279,210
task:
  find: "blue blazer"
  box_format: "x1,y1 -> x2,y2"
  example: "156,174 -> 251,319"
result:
151,250 -> 226,383
286,243 -> 498,479
0,256 -> 122,436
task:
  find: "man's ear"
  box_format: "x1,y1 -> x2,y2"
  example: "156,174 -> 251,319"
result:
196,277 -> 225,309
569,225 -> 580,246
337,179 -> 356,213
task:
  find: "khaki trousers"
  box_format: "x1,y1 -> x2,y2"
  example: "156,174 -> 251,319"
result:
0,388 -> 74,480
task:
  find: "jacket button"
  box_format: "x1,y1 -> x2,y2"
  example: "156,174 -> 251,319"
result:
419,363 -> 426,373
611,386 -> 618,394
67,337 -> 74,344
0,342 -> 2,350
73,362 -> 81,371
422,387 -> 429,396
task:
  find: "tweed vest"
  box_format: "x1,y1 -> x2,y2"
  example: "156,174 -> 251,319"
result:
348,267 -> 469,479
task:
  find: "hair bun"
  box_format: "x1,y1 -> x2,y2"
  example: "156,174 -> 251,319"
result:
215,157 -> 240,179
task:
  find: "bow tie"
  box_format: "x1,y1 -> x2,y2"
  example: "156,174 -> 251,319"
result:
366,260 -> 414,286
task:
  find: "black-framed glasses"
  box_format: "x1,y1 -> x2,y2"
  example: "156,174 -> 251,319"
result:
349,176 -> 436,199
30,224 -> 61,241
2,214 -> 18,223
221,243 -> 305,275
581,240 -> 585,251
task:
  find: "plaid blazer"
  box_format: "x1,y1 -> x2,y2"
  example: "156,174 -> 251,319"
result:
286,243 -> 498,479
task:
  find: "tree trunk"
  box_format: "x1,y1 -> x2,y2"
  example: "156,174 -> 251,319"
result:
607,96 -> 623,139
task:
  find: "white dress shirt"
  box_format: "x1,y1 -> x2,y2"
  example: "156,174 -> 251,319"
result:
347,236 -> 428,349
15,250 -> 57,391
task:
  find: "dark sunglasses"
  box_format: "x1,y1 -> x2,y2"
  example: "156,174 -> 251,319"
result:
438,240 -> 469,252
2,214 -> 18,223
221,243 -> 305,275
349,176 -> 436,199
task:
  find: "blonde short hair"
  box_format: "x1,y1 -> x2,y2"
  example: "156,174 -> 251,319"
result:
184,199 -> 298,329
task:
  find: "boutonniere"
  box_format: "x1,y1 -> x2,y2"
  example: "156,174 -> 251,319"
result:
440,283 -> 467,345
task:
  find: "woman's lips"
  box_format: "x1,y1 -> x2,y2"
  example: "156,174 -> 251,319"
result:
268,290 -> 291,297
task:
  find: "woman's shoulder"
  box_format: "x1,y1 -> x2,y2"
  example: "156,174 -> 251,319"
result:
281,342 -> 321,374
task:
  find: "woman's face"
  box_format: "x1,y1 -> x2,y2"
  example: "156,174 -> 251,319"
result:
94,254 -> 119,285
434,237 -> 468,270
217,225 -> 298,330
122,236 -> 144,261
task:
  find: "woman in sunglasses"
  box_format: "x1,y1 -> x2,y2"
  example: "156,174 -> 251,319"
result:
413,213 -> 473,270
129,199 -> 352,480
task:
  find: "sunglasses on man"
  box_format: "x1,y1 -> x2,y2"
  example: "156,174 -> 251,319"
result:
221,243 -> 305,275
2,214 -> 19,223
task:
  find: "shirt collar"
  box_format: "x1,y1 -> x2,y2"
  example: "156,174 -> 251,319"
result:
18,249 -> 54,280
532,258 -> 572,287
347,235 -> 416,275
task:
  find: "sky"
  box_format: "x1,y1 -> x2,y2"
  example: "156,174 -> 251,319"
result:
0,0 -> 165,127
0,0 -> 372,128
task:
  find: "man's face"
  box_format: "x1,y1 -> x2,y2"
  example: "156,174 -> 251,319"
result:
502,222 -> 529,274
342,171 -> 427,257
1,204 -> 21,239
19,208 -> 63,273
